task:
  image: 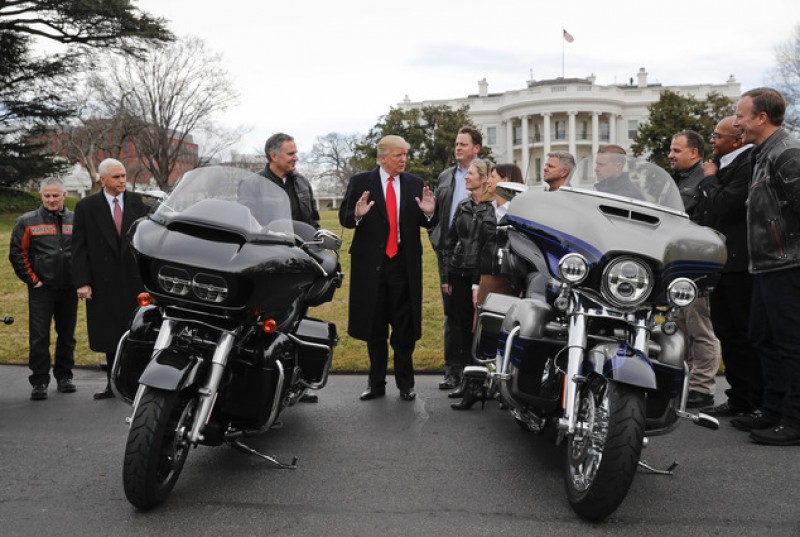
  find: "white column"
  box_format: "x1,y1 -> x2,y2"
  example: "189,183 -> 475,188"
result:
568,111 -> 577,158
542,113 -> 552,158
591,112 -> 600,154
609,114 -> 617,144
521,115 -> 529,182
506,119 -> 514,163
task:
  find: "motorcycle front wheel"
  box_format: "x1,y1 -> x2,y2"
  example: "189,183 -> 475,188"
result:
123,387 -> 195,510
565,377 -> 645,521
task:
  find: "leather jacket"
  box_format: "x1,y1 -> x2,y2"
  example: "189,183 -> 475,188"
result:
747,128 -> 800,273
428,165 -> 457,252
259,166 -> 319,228
9,205 -> 74,288
442,198 -> 495,284
673,161 -> 705,220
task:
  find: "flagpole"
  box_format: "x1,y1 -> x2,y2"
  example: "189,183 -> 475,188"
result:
562,28 -> 565,78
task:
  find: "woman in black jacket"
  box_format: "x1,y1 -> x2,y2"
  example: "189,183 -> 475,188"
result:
441,159 -> 495,405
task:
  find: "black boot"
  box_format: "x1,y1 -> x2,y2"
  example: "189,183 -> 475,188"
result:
451,378 -> 486,410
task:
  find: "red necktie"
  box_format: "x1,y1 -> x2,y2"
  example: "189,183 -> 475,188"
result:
113,197 -> 123,236
385,176 -> 398,258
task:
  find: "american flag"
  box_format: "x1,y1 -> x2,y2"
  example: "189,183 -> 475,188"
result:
563,29 -> 574,43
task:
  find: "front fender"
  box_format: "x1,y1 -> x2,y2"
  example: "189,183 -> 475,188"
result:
583,343 -> 657,390
138,347 -> 199,391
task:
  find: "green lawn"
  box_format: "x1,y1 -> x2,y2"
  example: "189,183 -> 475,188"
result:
0,210 -> 446,373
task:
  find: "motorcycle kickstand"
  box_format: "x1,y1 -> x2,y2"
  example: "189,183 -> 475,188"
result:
228,439 -> 298,469
638,459 -> 679,475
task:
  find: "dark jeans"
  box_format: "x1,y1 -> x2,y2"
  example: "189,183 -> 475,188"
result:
710,271 -> 762,409
28,285 -> 78,386
367,249 -> 415,392
750,269 -> 800,428
444,273 -> 475,375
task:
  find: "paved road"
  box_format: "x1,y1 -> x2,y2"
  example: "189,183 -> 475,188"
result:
0,365 -> 797,536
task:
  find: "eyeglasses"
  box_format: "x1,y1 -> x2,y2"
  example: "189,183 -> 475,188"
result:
710,132 -> 741,140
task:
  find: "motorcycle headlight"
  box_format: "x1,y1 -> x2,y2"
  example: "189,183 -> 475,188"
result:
192,273 -> 229,303
601,257 -> 653,307
558,253 -> 589,284
667,278 -> 697,307
157,266 -> 191,296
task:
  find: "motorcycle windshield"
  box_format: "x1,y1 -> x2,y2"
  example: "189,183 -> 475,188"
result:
150,166 -> 295,240
564,154 -> 685,213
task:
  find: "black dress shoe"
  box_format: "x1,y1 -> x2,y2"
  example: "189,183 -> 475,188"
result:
399,389 -> 416,401
686,390 -> 714,408
750,424 -> 800,446
359,387 -> 385,401
731,410 -> 779,432
93,387 -> 115,400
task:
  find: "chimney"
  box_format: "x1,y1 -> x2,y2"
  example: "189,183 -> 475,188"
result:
478,78 -> 488,97
637,67 -> 648,88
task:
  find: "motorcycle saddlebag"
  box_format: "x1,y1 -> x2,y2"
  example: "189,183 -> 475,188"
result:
294,317 -> 338,384
112,305 -> 161,403
474,293 -> 520,360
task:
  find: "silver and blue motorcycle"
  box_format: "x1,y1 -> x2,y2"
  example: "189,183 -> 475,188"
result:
471,154 -> 726,521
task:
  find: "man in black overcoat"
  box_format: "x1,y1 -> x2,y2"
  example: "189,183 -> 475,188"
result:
339,135 -> 436,401
72,158 -> 150,399
696,116 -> 760,416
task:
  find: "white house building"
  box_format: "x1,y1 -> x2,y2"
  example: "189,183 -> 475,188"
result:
399,68 -> 741,184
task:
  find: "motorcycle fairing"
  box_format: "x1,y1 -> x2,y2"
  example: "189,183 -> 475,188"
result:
138,347 -> 198,392
583,343 -> 657,390
504,189 -> 727,286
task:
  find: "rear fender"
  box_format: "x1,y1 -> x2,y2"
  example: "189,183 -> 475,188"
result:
138,347 -> 200,392
583,343 -> 656,390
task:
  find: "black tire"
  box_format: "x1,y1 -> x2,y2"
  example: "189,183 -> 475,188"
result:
565,378 -> 645,521
123,387 -> 194,510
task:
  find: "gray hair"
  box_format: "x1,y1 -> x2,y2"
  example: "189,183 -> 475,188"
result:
39,177 -> 65,192
98,158 -> 125,177
265,132 -> 294,162
547,151 -> 576,173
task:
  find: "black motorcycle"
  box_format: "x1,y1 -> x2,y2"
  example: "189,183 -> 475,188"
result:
111,166 -> 342,510
471,155 -> 726,521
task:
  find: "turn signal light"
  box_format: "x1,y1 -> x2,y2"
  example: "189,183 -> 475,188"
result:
137,292 -> 152,307
262,318 -> 277,334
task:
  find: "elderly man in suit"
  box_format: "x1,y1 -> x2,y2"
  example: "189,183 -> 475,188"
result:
339,135 -> 436,401
72,158 -> 150,399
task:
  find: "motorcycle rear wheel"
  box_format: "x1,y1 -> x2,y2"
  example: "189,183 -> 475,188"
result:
565,378 -> 644,521
123,387 -> 195,510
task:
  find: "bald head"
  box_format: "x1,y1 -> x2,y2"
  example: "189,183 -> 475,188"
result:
711,115 -> 744,159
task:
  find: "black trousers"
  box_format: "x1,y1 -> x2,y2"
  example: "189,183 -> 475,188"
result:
710,271 -> 762,409
444,273 -> 475,374
367,249 -> 415,391
28,285 -> 77,386
750,269 -> 800,428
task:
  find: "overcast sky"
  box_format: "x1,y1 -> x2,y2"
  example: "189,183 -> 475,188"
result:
135,0 -> 798,157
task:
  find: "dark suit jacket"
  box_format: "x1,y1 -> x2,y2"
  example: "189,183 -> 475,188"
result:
697,147 -> 753,272
339,167 -> 437,342
72,190 -> 150,352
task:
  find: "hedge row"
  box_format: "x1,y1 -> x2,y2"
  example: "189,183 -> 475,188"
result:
0,187 -> 78,214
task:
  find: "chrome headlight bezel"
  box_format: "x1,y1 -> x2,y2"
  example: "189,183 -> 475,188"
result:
601,257 -> 654,308
192,272 -> 229,303
558,253 -> 590,284
157,266 -> 191,296
667,277 -> 697,307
